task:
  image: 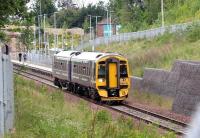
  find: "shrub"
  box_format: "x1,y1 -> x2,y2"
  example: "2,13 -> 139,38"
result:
96,110 -> 111,124
186,23 -> 200,42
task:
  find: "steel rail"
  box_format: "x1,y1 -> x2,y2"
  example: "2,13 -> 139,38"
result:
13,63 -> 188,135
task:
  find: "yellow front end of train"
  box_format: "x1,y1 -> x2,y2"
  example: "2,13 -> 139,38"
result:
96,56 -> 130,101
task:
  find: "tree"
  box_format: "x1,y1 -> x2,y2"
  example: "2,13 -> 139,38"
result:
48,2 -> 107,29
83,18 -> 89,33
0,0 -> 29,41
34,0 -> 57,16
58,0 -> 76,9
0,0 -> 29,27
19,11 -> 35,51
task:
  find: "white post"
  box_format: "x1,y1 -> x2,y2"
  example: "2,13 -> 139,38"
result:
0,46 -> 14,136
161,0 -> 165,27
54,12 -> 58,50
92,27 -> 95,52
47,33 -> 49,55
110,12 -> 112,36
38,15 -> 41,53
88,15 -> 92,41
0,51 -> 4,137
106,9 -> 109,46
34,17 -> 36,52
43,14 -> 46,54
92,16 -> 101,38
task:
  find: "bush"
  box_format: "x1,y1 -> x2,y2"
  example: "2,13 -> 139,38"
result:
96,110 -> 111,123
186,23 -> 200,42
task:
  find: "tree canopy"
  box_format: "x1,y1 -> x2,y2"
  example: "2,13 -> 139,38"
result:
0,0 -> 29,27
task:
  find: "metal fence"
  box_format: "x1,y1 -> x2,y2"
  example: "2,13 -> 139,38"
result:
76,22 -> 192,50
11,51 -> 52,68
0,44 -> 14,137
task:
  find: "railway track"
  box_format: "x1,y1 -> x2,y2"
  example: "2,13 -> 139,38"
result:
13,63 -> 188,135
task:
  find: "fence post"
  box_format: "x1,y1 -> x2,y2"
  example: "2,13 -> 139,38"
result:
0,44 -> 14,136
0,51 -> 4,137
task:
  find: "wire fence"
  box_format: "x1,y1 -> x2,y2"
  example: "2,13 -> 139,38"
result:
0,43 -> 14,137
76,22 -> 192,50
11,51 -> 52,68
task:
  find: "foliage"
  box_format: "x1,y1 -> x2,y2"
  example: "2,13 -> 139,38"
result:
94,24 -> 200,77
83,18 -> 90,33
6,75 -> 176,138
186,23 -> 200,42
34,0 -> 57,17
130,90 -> 173,109
109,0 -> 200,32
0,31 -> 8,42
0,0 -> 29,27
0,0 -> 29,40
19,28 -> 34,51
47,2 -> 107,29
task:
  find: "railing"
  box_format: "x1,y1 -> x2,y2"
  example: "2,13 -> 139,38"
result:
11,52 -> 52,68
76,22 -> 192,50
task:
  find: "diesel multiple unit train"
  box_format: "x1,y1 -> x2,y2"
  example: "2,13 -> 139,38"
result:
52,51 -> 130,101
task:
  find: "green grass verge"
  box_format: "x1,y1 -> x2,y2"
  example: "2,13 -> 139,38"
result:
5,75 -> 176,138
91,24 -> 200,77
129,90 -> 173,110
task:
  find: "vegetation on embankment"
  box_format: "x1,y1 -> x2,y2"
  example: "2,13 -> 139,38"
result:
129,90 -> 173,110
93,23 -> 200,77
110,0 -> 200,32
6,75 -> 176,138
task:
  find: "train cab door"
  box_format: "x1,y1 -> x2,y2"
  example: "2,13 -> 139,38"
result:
108,62 -> 118,88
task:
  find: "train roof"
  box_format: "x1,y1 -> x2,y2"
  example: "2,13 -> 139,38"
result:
55,50 -> 78,58
71,52 -> 122,61
54,51 -> 124,61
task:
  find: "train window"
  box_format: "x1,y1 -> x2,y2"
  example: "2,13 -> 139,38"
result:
99,61 -> 105,64
83,67 -> 86,74
98,65 -> 106,78
74,65 -> 77,73
120,61 -> 126,64
120,65 -> 128,78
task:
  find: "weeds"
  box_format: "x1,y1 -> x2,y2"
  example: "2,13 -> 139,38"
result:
6,75 -> 176,138
131,90 -> 173,110
94,24 -> 200,77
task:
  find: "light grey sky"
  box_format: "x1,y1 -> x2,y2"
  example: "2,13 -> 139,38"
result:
27,0 -> 109,9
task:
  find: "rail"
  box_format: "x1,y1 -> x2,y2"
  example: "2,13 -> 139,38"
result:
12,61 -> 188,135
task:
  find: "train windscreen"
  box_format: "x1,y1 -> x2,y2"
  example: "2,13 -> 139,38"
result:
120,65 -> 128,78
98,65 -> 106,78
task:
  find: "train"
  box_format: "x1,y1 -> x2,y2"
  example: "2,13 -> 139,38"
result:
52,51 -> 130,102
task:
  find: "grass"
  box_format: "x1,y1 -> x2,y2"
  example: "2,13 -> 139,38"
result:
129,90 -> 173,110
5,75 -> 176,138
90,25 -> 200,77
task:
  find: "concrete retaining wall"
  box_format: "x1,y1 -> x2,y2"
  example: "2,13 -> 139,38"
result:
131,68 -> 178,97
131,60 -> 200,116
172,61 -> 200,116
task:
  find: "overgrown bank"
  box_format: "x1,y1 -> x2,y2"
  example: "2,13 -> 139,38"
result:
94,24 -> 200,77
6,75 -> 175,137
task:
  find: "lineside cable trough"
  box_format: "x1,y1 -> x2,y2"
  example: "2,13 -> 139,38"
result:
0,43 -> 14,137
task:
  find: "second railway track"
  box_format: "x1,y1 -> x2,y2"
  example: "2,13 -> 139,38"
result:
13,62 -> 188,136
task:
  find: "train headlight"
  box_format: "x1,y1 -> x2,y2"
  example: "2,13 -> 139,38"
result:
98,78 -> 104,82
